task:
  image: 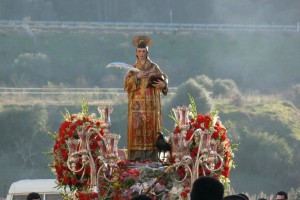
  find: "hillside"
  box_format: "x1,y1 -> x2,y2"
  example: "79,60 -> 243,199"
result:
218,97 -> 300,194
0,91 -> 299,197
1,29 -> 300,93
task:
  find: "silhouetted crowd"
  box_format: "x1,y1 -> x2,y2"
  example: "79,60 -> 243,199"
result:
130,176 -> 288,200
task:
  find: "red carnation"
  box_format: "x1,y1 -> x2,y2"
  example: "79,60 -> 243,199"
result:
186,129 -> 194,141
212,131 -> 220,139
91,192 -> 98,199
203,115 -> 212,129
181,191 -> 189,198
173,126 -> 180,134
192,123 -> 201,129
61,149 -> 68,160
222,166 -> 230,178
66,129 -> 74,138
224,149 -> 230,156
220,132 -> 227,141
190,147 -> 199,158
196,115 -> 205,124
71,178 -> 77,186
82,179 -> 88,186
75,119 -> 83,126
64,176 -> 70,185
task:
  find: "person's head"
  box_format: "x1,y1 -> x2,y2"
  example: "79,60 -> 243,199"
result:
276,191 -> 288,200
27,192 -> 41,200
223,194 -> 247,200
132,35 -> 152,61
190,176 -> 224,200
257,198 -> 267,200
131,194 -> 152,200
238,193 -> 249,200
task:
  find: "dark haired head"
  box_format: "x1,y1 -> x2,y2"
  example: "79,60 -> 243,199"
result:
276,191 -> 288,199
257,198 -> 267,200
190,176 -> 224,200
238,193 -> 249,200
223,194 -> 247,200
27,192 -> 41,200
131,194 -> 152,200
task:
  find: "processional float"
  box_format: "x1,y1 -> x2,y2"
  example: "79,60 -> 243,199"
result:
51,102 -> 231,199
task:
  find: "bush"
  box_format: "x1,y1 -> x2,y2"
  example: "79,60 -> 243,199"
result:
232,129 -> 295,194
213,78 -> 240,98
193,74 -> 214,91
12,52 -> 51,87
286,84 -> 300,109
165,79 -> 213,114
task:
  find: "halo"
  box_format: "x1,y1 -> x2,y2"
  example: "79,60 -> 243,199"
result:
132,35 -> 153,47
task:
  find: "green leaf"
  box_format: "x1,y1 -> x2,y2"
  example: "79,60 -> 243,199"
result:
81,97 -> 89,116
168,110 -> 179,126
60,108 -> 71,120
188,93 -> 197,119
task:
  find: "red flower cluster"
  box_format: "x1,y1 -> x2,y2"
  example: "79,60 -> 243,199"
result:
172,113 -> 234,181
75,191 -> 98,200
52,112 -> 104,191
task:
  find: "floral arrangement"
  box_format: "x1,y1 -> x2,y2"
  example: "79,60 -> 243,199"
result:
48,100 -> 106,198
169,95 -> 235,197
48,101 -> 172,199
48,98 -> 235,200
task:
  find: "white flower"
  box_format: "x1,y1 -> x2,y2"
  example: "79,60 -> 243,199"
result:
168,186 -> 183,199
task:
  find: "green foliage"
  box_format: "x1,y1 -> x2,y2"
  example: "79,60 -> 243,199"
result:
193,74 -> 214,91
286,84 -> 300,109
81,97 -> 89,116
1,91 -> 300,197
216,98 -> 300,195
163,79 -> 213,132
166,79 -> 213,114
212,78 -> 240,98
168,110 -> 179,127
188,93 -> 198,119
0,105 -> 53,197
1,30 -> 300,92
12,52 -> 51,86
232,128 -> 295,194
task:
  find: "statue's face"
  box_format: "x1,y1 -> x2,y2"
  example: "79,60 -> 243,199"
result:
136,48 -> 148,61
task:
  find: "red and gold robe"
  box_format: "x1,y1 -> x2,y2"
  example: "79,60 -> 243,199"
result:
124,58 -> 168,160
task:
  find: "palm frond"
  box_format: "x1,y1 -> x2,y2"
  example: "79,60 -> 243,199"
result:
106,62 -> 140,72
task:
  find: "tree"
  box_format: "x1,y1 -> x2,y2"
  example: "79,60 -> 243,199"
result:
163,79 -> 213,130
212,78 -> 240,98
231,129 -> 295,194
193,74 -> 214,91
